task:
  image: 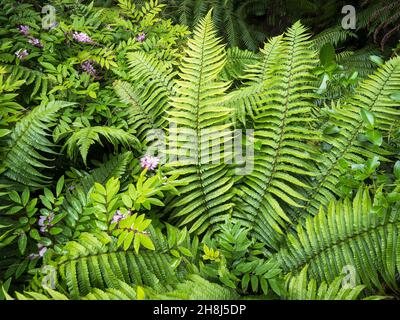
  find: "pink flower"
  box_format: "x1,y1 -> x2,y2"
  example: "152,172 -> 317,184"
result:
112,210 -> 126,224
28,37 -> 43,48
18,25 -> 30,36
72,31 -> 93,43
136,32 -> 146,42
15,49 -> 29,60
38,212 -> 55,233
140,155 -> 160,170
81,60 -> 96,77
38,244 -> 47,257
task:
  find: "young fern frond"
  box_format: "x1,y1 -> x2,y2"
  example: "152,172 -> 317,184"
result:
0,101 -> 73,188
301,56 -> 400,217
165,11 -> 234,235
277,188 -> 400,294
64,126 -> 140,166
232,22 -> 319,250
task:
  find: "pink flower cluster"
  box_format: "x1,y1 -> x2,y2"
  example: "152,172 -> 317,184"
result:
72,31 -> 93,43
136,32 -> 146,42
112,210 -> 126,224
17,25 -> 44,50
38,212 -> 55,233
140,155 -> 160,170
28,244 -> 48,260
15,49 -> 29,60
28,37 -> 43,48
18,25 -> 30,36
81,60 -> 97,77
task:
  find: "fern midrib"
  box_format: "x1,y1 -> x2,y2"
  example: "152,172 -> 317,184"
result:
257,39 -> 280,84
193,21 -> 212,217
282,217 -> 400,275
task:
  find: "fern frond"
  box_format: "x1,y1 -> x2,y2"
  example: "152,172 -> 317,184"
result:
165,11 -> 234,234
6,64 -> 48,98
232,22 -> 319,250
48,232 -> 184,298
64,126 -> 140,165
312,26 -> 357,49
62,152 -> 133,231
301,56 -> 400,216
285,265 -> 366,300
1,101 -> 73,187
222,35 -> 283,125
151,274 -> 239,300
13,280 -> 136,300
337,47 -> 379,78
278,188 -> 400,294
114,52 -> 175,144
219,47 -> 260,82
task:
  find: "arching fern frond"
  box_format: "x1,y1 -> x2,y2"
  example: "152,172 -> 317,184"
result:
312,26 -> 357,49
0,101 -> 73,188
300,56 -> 400,217
114,52 -> 177,147
44,232 -> 185,299
64,126 -> 140,166
222,35 -> 283,126
165,11 -> 234,235
232,22 -> 319,250
278,188 -> 400,294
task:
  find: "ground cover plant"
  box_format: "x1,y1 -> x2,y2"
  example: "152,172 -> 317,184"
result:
0,0 -> 400,300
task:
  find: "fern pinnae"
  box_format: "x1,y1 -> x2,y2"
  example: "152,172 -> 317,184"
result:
1,100 -> 74,187
232,22 -> 320,250
278,187 -> 400,294
64,126 -> 140,166
223,35 -> 284,126
164,11 -> 235,235
115,52 -> 177,146
300,56 -> 400,217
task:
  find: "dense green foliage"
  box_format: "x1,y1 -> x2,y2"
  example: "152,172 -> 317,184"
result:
0,0 -> 400,301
